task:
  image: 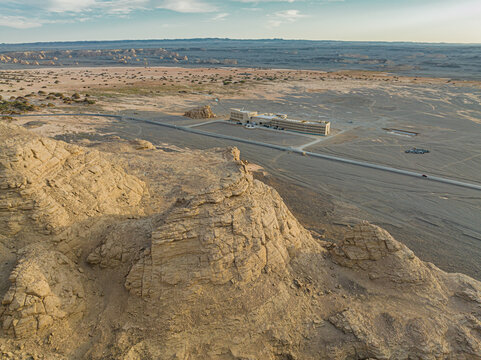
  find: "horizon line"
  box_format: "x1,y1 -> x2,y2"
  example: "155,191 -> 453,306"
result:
1,37 -> 480,47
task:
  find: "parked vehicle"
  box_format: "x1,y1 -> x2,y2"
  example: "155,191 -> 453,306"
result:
405,148 -> 430,154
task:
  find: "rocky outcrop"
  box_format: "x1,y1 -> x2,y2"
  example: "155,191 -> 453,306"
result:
1,124 -> 481,359
331,221 -> 443,287
128,139 -> 156,150
1,245 -> 85,339
86,219 -> 152,269
183,105 -> 216,119
325,221 -> 481,359
125,158 -> 319,296
0,123 -> 145,236
331,221 -> 403,267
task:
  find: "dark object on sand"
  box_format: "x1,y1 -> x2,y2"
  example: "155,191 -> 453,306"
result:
405,148 -> 430,154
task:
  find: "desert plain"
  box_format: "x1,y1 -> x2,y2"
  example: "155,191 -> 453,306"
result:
1,64 -> 481,359
2,65 -> 480,278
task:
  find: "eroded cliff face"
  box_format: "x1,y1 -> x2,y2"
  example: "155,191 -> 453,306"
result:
125,166 -> 319,295
0,123 -> 480,360
1,245 -> 85,339
0,124 -> 145,237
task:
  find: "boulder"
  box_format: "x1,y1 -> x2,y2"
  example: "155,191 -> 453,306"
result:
183,105 -> 216,119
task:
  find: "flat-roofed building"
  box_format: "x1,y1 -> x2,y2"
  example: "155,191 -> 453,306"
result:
230,109 -> 258,123
270,118 -> 331,135
250,114 -> 278,126
229,108 -> 331,135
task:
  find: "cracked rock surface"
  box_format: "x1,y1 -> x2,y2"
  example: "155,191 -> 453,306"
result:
0,123 -> 480,359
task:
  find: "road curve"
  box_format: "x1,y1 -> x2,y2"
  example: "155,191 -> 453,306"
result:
8,112 -> 481,192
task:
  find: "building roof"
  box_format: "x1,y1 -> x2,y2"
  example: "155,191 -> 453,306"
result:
271,117 -> 329,125
252,114 -> 282,120
234,109 -> 330,125
231,108 -> 256,114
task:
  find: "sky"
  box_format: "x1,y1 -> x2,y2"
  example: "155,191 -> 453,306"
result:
0,0 -> 480,44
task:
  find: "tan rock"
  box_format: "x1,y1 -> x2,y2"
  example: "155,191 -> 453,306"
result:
125,149 -> 320,297
129,139 -> 156,150
0,126 -> 480,359
183,105 -> 216,119
0,245 -> 84,338
0,123 -> 145,237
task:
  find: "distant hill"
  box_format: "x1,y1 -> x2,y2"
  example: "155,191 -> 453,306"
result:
1,39 -> 480,80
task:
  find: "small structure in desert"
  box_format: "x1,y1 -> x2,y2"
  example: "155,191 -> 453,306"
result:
230,108 -> 331,136
229,108 -> 258,123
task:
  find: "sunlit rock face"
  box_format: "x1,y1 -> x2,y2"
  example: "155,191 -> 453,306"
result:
0,124 -> 480,360
0,123 -> 145,236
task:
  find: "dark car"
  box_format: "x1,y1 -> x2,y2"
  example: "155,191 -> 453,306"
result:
405,148 -> 430,154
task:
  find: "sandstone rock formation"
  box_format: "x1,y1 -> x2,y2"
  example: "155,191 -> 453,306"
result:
326,222 -> 481,358
332,221 -> 438,285
0,123 -> 480,359
129,139 -> 156,150
183,105 -> 216,119
1,245 -> 85,339
125,150 -> 319,297
0,124 -> 145,237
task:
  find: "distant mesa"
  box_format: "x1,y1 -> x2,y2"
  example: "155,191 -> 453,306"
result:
194,58 -> 238,65
0,48 -> 191,68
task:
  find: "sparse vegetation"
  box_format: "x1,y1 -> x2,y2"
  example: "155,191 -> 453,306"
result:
0,98 -> 36,114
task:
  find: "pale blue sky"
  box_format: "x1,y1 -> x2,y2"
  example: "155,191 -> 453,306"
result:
0,0 -> 480,44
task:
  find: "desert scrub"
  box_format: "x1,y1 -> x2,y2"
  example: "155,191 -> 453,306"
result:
0,98 -> 36,114
89,83 -> 209,98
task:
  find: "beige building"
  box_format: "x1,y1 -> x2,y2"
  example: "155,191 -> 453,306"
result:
229,108 -> 331,136
251,114 -> 281,126
230,109 -> 258,122
271,118 -> 331,136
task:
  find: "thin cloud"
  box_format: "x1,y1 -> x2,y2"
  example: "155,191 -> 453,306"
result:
212,13 -> 229,21
267,9 -> 306,27
0,0 -> 218,28
156,0 -> 217,13
0,0 -> 215,16
238,0 -> 298,3
275,9 -> 306,21
47,0 -> 97,13
0,15 -> 42,29
2,0 -> 98,13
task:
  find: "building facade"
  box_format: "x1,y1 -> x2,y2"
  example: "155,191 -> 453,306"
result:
229,108 -> 331,136
270,118 -> 330,136
230,109 -> 258,122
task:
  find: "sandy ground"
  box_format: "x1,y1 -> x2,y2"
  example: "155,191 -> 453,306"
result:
1,65 -> 481,280
15,116 -> 114,138
92,120 -> 481,280
1,66 -> 480,116
2,65 -> 480,137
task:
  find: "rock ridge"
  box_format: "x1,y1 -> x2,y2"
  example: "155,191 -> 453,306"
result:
0,124 -> 480,359
0,123 -> 145,237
